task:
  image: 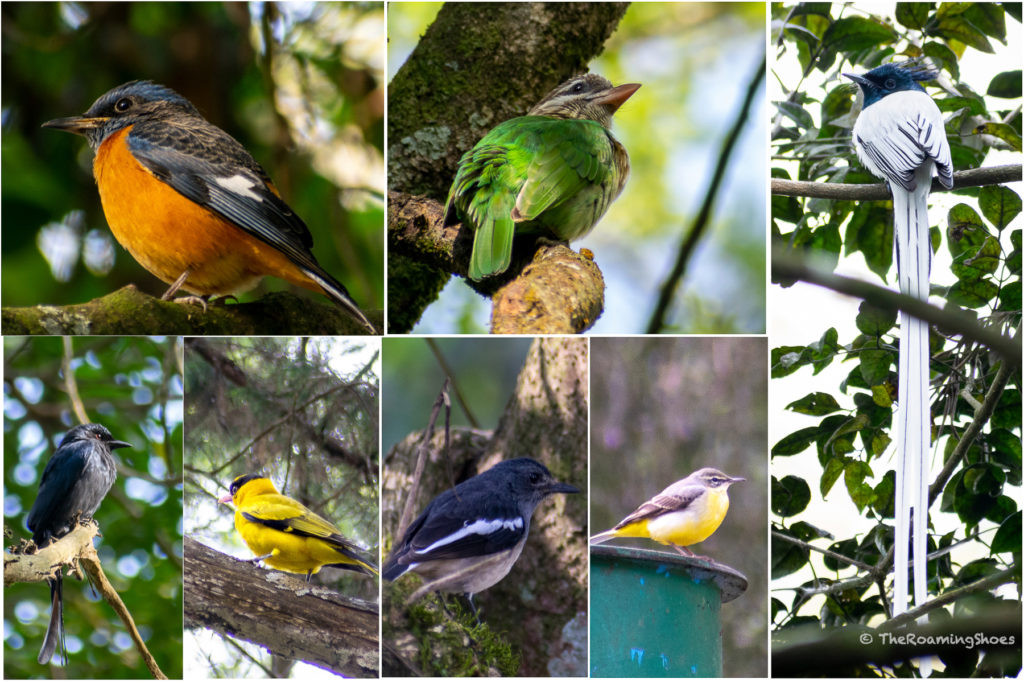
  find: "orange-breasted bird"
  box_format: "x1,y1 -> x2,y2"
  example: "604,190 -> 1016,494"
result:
42,80 -> 375,333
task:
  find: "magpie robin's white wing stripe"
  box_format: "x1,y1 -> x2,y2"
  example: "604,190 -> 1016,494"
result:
417,516 -> 525,555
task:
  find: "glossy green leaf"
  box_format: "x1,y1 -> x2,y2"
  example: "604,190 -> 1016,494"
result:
991,511 -> 1021,554
773,426 -> 820,456
773,474 -> 812,517
987,70 -> 1022,99
787,391 -> 843,416
858,349 -> 893,387
855,301 -> 897,336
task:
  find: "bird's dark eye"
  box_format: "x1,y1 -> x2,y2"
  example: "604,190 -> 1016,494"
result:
114,97 -> 132,113
529,472 -> 541,484
884,78 -> 896,89
571,81 -> 585,94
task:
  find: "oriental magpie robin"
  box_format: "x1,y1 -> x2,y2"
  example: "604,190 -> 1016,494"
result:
383,458 -> 578,610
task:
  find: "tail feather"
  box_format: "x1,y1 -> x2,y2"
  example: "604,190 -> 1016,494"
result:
38,576 -> 64,665
468,214 -> 515,281
303,267 -> 376,334
381,554 -> 408,582
589,529 -> 618,546
892,172 -> 932,632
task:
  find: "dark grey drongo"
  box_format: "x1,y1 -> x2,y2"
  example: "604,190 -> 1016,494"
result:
26,423 -> 131,666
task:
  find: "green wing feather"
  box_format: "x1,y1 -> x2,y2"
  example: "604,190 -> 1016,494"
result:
447,116 -> 623,280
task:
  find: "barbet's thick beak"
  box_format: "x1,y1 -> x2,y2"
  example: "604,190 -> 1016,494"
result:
594,83 -> 641,113
41,115 -> 109,136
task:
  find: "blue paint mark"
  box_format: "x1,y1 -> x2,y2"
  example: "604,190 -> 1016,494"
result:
660,653 -> 670,669
630,648 -> 645,666
690,664 -> 698,675
656,564 -> 672,576
639,576 -> 644,585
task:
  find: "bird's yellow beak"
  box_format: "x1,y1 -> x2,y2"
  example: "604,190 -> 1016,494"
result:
42,115 -> 109,135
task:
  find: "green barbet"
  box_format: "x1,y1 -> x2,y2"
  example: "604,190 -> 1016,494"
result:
445,73 -> 640,281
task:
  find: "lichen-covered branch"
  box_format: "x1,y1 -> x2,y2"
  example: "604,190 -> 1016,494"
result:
388,191 -> 604,333
5,522 -> 166,678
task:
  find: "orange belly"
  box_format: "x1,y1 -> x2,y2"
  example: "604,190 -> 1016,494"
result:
93,127 -> 321,297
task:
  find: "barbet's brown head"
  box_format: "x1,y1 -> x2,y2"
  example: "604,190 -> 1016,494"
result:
527,73 -> 641,128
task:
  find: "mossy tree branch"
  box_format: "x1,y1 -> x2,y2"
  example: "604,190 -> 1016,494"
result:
1,286 -> 380,335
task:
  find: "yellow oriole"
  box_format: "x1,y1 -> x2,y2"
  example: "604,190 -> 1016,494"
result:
590,467 -> 743,556
218,473 -> 378,579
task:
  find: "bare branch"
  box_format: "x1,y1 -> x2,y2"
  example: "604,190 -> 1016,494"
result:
771,164 -> 1022,199
183,537 -> 379,678
772,249 -> 1021,364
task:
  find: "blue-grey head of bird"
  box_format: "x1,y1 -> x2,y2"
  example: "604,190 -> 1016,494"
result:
528,73 -> 641,128
843,61 -> 937,108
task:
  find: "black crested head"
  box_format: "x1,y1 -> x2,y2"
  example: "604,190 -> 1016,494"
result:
843,61 -> 935,107
228,473 -> 264,496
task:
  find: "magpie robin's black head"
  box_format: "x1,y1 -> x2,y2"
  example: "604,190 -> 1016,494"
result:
490,457 -> 579,508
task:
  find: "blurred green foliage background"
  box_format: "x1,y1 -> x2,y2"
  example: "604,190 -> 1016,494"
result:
3,335 -> 184,679
2,2 -> 384,312
381,337 -> 532,454
389,2 -> 767,333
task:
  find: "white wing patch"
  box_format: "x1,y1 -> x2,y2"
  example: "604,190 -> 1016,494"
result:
419,517 -> 524,554
214,174 -> 264,201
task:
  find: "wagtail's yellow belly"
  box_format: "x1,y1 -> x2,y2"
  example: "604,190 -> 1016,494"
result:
616,488 -> 730,547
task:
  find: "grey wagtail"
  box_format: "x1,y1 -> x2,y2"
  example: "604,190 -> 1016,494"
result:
383,458 -> 578,609
590,467 -> 743,556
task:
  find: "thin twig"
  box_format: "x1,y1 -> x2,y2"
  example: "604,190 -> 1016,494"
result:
879,562 -> 1020,629
395,379 -> 450,541
426,339 -> 478,428
771,529 -> 875,571
62,337 -> 89,424
647,51 -> 767,333
772,249 -> 1021,363
79,543 -> 167,678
